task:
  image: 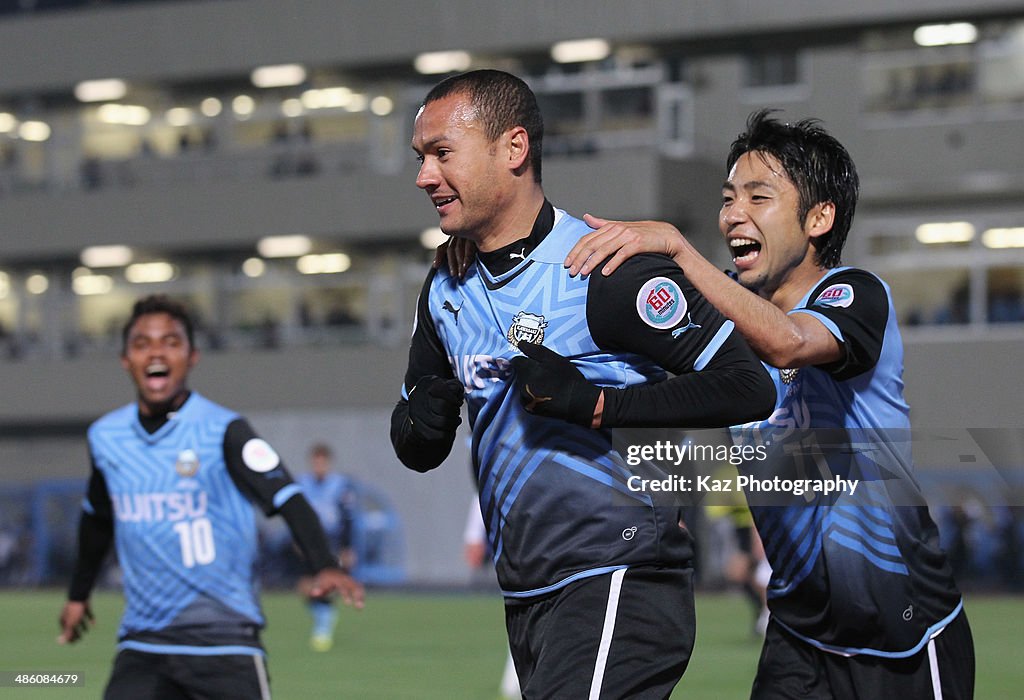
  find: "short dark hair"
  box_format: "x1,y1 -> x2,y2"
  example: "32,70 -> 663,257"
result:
310,442 -> 332,459
726,109 -> 859,268
121,294 -> 195,354
423,69 -> 544,183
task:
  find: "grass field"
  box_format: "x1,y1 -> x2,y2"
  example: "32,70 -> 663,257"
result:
1,589 -> 1020,698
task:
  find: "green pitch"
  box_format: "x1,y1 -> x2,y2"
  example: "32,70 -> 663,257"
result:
1,589 -> 1020,698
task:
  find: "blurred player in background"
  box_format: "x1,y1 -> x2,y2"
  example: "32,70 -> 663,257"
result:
58,294 -> 364,700
706,501 -> 770,636
392,69 -> 774,697
564,110 -> 974,699
296,442 -> 357,651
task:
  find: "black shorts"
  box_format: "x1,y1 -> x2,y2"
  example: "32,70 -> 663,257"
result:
750,609 -> 974,700
505,565 -> 695,700
104,649 -> 271,700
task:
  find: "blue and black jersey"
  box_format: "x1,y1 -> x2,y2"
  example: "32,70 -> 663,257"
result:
72,392 -> 336,655
297,472 -> 356,551
732,267 -> 962,657
392,202 -> 774,597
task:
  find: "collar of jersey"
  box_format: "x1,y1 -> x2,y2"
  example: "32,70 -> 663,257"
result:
131,391 -> 195,442
476,207 -> 574,288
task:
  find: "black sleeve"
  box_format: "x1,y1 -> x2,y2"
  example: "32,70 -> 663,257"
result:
222,419 -> 341,573
67,463 -> 114,601
223,418 -> 297,515
588,254 -> 775,428
390,268 -> 460,472
796,269 -> 888,381
278,496 -> 342,573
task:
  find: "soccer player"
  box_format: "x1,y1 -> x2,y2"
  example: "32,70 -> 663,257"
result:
563,110 -> 974,698
390,69 -> 775,697
295,442 -> 357,651
58,295 -> 364,700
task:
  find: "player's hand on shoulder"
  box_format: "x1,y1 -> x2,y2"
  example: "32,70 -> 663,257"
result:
407,375 -> 465,441
510,342 -> 601,428
431,235 -> 476,279
310,568 -> 365,610
566,214 -> 687,277
57,600 -> 94,645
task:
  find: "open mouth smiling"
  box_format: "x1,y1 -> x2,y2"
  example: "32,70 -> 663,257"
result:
729,237 -> 762,264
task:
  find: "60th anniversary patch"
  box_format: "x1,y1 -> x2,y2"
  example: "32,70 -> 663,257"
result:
636,276 -> 688,330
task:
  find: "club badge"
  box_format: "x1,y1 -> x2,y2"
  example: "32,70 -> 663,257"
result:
507,311 -> 548,348
175,449 -> 200,477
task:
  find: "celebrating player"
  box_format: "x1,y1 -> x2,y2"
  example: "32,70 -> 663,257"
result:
564,110 -> 974,698
391,69 -> 775,697
58,295 -> 364,700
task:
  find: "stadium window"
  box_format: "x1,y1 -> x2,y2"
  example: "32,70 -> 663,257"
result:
742,49 -> 803,88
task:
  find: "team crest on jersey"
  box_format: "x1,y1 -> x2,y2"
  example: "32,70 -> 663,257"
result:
636,276 -> 688,330
507,311 -> 548,347
175,449 -> 200,477
813,283 -> 854,309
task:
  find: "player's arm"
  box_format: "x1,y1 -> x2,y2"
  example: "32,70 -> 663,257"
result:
567,216 -> 842,368
512,255 -> 774,428
390,268 -> 465,472
59,461 -> 114,644
224,420 -> 364,607
586,254 -> 776,427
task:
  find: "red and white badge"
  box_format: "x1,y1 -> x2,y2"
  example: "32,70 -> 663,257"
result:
242,438 -> 280,473
636,277 -> 688,329
814,283 -> 854,309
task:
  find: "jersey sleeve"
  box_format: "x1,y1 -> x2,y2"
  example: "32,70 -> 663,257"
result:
400,267 -> 456,394
223,419 -> 340,571
83,455 -> 113,521
223,418 -> 301,516
390,268 -> 461,471
790,269 -> 889,381
68,457 -> 115,601
587,254 -> 776,428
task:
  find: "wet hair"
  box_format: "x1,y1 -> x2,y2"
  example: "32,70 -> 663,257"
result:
726,109 -> 859,268
121,294 -> 195,355
423,69 -> 544,183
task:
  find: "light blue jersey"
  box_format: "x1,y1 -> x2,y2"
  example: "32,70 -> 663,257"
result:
733,267 -> 961,656
87,393 -> 275,646
296,472 -> 353,545
407,208 -> 736,596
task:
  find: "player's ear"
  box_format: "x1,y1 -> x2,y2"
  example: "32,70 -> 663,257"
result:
507,126 -> 530,172
187,347 -> 201,369
806,201 -> 836,240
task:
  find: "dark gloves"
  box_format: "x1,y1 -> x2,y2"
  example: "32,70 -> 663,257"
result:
510,342 -> 601,427
407,375 -> 465,441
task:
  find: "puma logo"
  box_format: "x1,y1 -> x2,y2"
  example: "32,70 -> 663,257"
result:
522,385 -> 552,413
509,248 -> 527,261
671,314 -> 702,338
442,300 -> 462,324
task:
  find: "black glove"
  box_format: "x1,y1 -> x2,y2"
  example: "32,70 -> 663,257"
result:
510,342 -> 601,427
407,375 -> 465,441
